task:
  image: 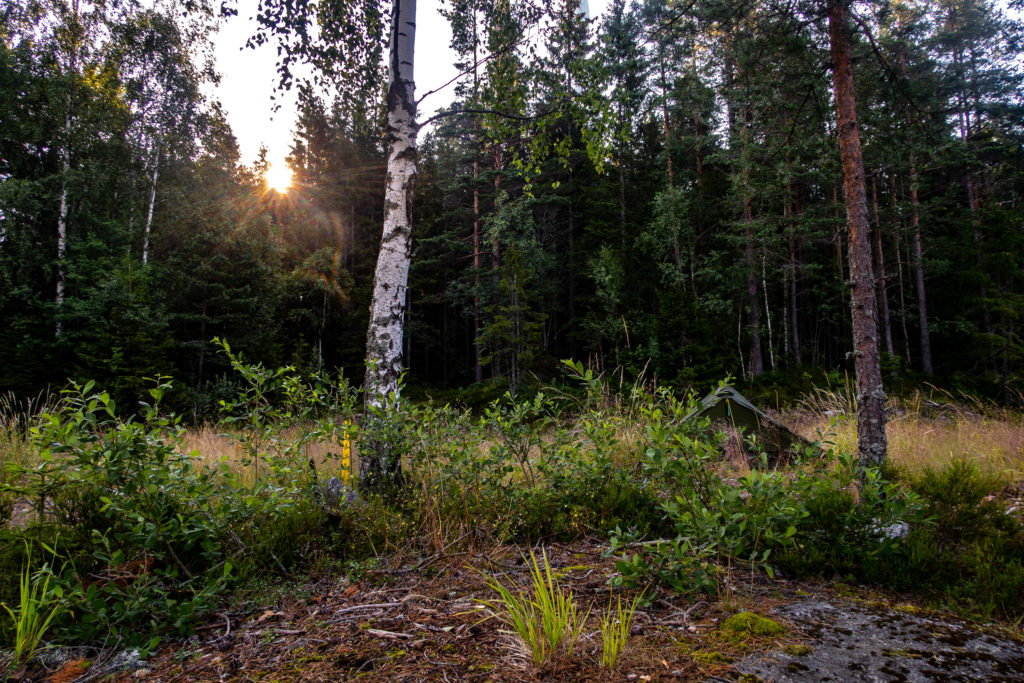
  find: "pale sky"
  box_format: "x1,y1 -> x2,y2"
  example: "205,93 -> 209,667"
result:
212,0 -> 611,171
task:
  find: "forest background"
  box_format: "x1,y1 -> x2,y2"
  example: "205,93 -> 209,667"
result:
2,0 -> 1023,416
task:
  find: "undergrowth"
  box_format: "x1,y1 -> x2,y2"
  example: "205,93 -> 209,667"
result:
0,357 -> 1021,668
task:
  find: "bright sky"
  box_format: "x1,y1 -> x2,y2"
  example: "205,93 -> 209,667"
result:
212,0 -> 611,171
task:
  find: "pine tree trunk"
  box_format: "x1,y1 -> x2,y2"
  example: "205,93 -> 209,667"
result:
786,182 -> 801,364
891,173 -> 912,366
829,0 -> 887,467
909,156 -> 932,375
871,173 -> 895,358
473,160 -> 483,383
362,0 -> 417,487
472,11 -> 483,384
745,212 -> 763,377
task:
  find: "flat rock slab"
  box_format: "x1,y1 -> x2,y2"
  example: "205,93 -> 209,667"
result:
736,600 -> 1024,682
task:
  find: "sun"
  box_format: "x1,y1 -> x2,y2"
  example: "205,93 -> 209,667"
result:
265,163 -> 293,193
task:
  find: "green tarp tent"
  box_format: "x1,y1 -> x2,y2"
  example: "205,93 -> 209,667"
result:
687,385 -> 808,456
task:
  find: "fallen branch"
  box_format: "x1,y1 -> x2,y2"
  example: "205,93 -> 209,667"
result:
365,628 -> 414,640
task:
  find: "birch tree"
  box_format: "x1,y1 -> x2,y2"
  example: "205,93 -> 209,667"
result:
359,0 -> 418,485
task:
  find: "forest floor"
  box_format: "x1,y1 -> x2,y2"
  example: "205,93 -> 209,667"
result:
34,539 -> 1024,683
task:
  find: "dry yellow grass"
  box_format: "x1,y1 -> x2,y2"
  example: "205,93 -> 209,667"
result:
175,424 -> 354,486
785,388 -> 1024,481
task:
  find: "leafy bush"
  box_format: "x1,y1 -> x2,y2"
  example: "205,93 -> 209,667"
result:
0,355 -> 366,648
611,387 -> 925,597
899,460 -> 1024,618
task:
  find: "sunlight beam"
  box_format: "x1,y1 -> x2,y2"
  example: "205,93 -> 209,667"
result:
266,163 -> 293,193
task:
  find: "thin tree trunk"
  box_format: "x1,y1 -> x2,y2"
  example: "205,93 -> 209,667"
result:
871,172 -> 895,358
472,9 -> 483,384
787,182 -> 801,364
362,0 -> 417,486
745,209 -> 763,377
829,0 -> 887,467
908,156 -> 932,375
739,89 -> 762,376
891,172 -> 912,365
658,47 -> 682,276
56,135 -> 70,339
56,0 -> 80,339
142,140 -> 160,265
473,159 -> 483,383
493,147 -> 501,270
762,253 -> 775,370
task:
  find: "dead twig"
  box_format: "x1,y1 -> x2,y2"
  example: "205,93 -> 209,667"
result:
365,628 -> 414,640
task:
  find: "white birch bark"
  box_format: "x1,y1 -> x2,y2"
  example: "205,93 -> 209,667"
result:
361,0 -> 417,485
56,0 -> 80,339
142,140 -> 160,265
56,127 -> 70,338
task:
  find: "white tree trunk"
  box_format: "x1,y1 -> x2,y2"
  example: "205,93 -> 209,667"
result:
142,141 -> 160,265
361,0 -> 417,486
56,111 -> 71,339
55,0 -> 80,339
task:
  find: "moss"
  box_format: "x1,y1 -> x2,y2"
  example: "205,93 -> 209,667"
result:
883,648 -> 925,658
721,612 -> 787,638
894,603 -> 924,615
782,643 -> 814,656
552,564 -> 594,579
692,651 -> 733,665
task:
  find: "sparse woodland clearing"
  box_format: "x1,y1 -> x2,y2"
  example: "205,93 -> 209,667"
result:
2,368 -> 1024,681
5,0 -> 1024,678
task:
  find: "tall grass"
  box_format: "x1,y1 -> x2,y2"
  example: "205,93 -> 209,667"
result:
1,541 -> 64,669
179,424 -> 353,486
789,387 -> 1023,480
0,392 -> 56,469
599,591 -> 643,670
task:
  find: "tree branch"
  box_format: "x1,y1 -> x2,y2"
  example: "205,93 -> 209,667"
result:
418,106 -> 551,130
415,30 -> 534,107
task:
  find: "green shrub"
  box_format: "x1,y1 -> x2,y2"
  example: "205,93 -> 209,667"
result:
899,460 -> 1024,618
912,459 -> 1016,543
1,367 -> 359,647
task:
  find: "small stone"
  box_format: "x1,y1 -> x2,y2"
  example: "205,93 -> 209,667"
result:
133,669 -> 151,679
323,477 -> 363,510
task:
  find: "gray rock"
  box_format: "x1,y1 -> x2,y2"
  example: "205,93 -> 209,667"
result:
323,477 -> 363,510
735,600 -> 1024,681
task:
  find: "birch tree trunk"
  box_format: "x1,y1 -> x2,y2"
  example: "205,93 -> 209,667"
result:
829,0 -> 887,467
56,114 -> 70,339
361,0 -> 417,486
142,140 -> 160,265
56,0 -> 80,339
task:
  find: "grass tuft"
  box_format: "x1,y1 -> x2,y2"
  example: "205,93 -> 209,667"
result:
1,541 -> 64,670
478,549 -> 590,667
599,590 -> 643,669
